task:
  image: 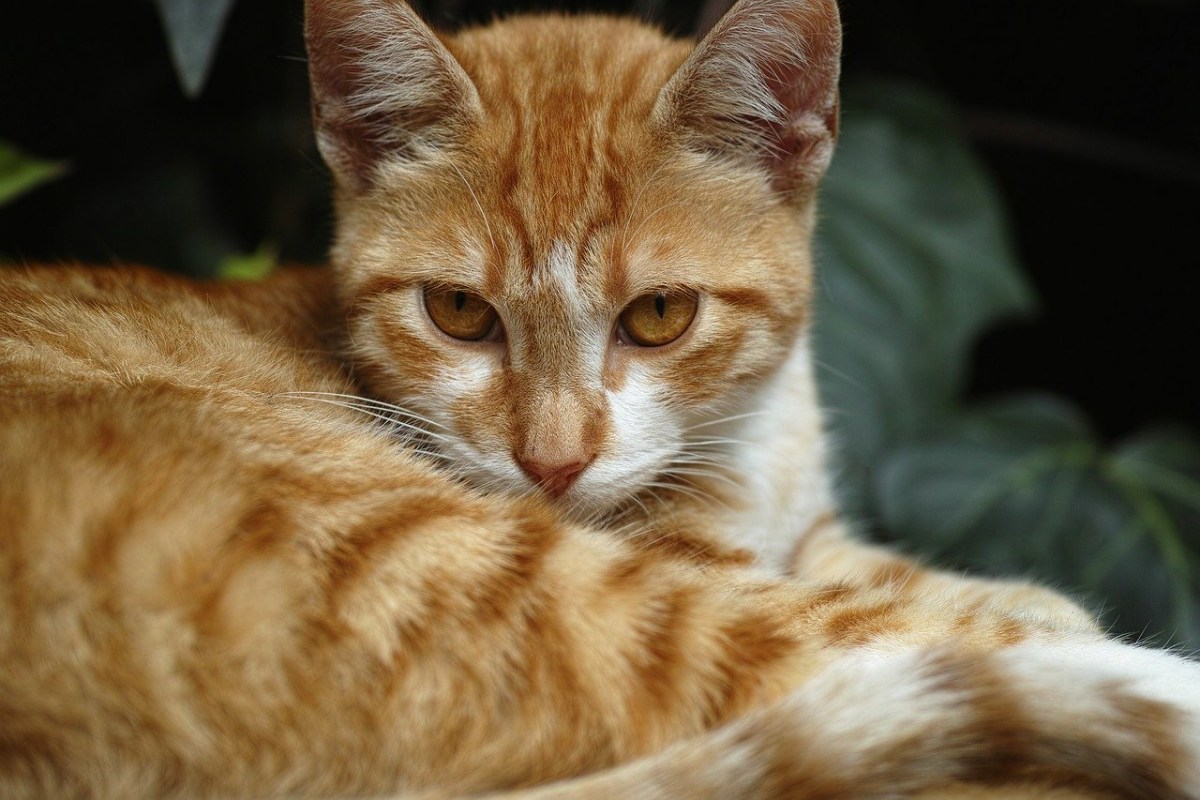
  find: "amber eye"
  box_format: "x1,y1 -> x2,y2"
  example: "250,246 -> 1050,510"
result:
618,290 -> 699,347
423,288 -> 499,341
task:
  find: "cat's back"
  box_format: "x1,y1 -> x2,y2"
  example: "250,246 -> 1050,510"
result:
0,264 -> 340,395
0,263 -> 428,647
0,265 -> 420,526
0,265 -> 473,796
0,264 -> 393,584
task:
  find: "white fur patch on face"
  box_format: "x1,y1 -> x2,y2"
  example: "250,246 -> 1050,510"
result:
408,237 -> 694,518
532,240 -> 582,308
570,366 -> 681,515
429,352 -> 531,496
434,358 -> 683,518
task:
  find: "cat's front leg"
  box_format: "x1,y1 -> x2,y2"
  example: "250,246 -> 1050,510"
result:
788,513 -> 1101,635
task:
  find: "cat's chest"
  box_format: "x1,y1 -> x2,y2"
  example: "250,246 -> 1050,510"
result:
703,338 -> 836,572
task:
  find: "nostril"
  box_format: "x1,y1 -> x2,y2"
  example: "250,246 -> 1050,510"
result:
517,456 -> 593,497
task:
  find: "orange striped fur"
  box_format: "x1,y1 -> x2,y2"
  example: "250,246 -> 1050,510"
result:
3,1 -> 1200,797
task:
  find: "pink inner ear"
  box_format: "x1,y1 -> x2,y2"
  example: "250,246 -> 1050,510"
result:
305,0 -> 384,186
763,5 -> 841,134
304,0 -> 481,191
657,0 -> 842,193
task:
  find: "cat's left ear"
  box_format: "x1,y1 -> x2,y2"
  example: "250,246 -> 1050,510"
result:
654,0 -> 841,197
305,0 -> 482,193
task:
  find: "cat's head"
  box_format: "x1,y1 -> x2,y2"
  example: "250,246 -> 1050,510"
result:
306,0 -> 840,517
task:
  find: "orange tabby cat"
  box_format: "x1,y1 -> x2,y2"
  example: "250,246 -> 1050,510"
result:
2,0 -> 1199,797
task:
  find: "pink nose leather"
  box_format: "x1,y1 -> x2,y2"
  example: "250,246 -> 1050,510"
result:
517,457 -> 592,497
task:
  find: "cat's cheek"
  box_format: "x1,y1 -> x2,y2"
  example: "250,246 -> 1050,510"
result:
574,377 -> 680,506
438,360 -> 528,489
349,297 -> 453,399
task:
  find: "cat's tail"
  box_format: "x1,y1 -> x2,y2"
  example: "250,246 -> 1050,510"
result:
488,638 -> 1200,800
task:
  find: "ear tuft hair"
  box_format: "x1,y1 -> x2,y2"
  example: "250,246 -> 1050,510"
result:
305,0 -> 481,192
655,0 -> 841,195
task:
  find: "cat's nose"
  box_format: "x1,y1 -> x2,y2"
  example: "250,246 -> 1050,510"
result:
517,455 -> 593,498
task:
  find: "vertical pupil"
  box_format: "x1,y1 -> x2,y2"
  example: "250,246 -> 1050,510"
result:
454,291 -> 466,312
654,293 -> 666,319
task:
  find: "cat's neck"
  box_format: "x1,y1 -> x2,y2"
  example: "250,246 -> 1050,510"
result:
706,334 -> 839,572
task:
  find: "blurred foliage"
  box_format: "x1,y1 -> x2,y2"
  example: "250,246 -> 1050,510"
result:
217,244 -> 278,281
877,399 -> 1200,645
3,3 -> 1198,648
815,81 -> 1035,504
154,0 -> 239,97
814,81 -> 1200,647
0,142 -> 65,208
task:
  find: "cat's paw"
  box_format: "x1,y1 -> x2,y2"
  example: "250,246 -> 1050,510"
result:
787,535 -> 1100,636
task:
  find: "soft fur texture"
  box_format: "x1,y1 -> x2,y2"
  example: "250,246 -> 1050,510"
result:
3,1 -> 1200,797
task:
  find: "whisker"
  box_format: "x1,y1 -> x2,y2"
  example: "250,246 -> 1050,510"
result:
408,131 -> 498,255
279,390 -> 450,430
626,492 -> 653,521
624,198 -> 694,250
449,159 -> 497,255
660,465 -> 744,491
664,458 -> 731,472
684,435 -> 803,468
619,161 -> 672,250
642,479 -> 720,508
681,409 -> 773,432
280,395 -> 453,442
279,391 -> 449,431
810,356 -> 863,389
684,436 -> 757,448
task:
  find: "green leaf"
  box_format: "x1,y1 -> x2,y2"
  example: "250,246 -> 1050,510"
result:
877,396 -> 1200,647
940,394 -> 1095,449
807,77 -> 1200,649
216,245 -> 276,281
154,0 -> 238,97
0,141 -> 66,207
1113,427 -> 1200,524
813,79 -> 1035,515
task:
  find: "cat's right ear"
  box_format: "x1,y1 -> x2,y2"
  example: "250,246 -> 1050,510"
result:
305,0 -> 482,192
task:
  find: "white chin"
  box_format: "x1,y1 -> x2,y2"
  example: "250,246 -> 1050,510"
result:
555,477 -> 647,521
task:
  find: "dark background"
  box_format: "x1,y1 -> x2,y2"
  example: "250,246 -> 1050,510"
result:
2,0 -> 1197,439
